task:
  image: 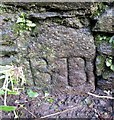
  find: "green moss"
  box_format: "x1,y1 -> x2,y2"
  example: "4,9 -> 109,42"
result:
102,70 -> 113,79
0,4 -> 14,14
91,3 -> 108,18
95,34 -> 111,46
12,12 -> 36,36
0,4 -> 6,14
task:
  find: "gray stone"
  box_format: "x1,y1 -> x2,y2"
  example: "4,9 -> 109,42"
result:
6,3 -> 91,13
0,6 -> 96,95
43,3 -> 91,11
96,55 -> 105,76
85,60 -> 95,86
29,12 -> 60,20
0,56 -> 16,65
0,45 -> 18,55
97,42 -> 113,56
62,18 -> 83,28
93,8 -> 114,33
97,79 -> 112,90
37,23 -> 95,59
68,57 -> 86,87
29,12 -> 75,20
52,58 -> 68,87
97,70 -> 114,90
31,58 -> 48,73
1,14 -> 18,41
34,72 -> 51,87
22,59 -> 35,86
26,23 -> 95,94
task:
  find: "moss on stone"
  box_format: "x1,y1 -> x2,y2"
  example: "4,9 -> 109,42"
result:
96,55 -> 106,76
91,3 -> 108,18
102,70 -> 113,80
95,34 -> 111,46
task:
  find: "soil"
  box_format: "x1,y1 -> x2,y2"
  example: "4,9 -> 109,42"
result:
1,87 -> 113,119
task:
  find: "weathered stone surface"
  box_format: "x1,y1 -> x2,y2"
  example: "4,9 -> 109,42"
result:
96,55 -> 105,76
68,57 -> 86,87
85,60 -> 95,86
93,8 -> 114,33
29,12 -> 60,20
31,58 -> 48,73
21,22 -> 95,94
41,2 -> 91,11
37,23 -> 95,59
0,57 -> 16,65
52,58 -> 68,87
22,59 -> 34,86
34,72 -> 51,87
0,14 -> 18,41
5,3 -> 91,13
0,3 -> 96,95
97,79 -> 112,90
29,12 -> 75,20
97,42 -> 113,56
1,3 -> 114,119
62,18 -> 83,28
0,46 -> 18,55
23,22 -> 96,94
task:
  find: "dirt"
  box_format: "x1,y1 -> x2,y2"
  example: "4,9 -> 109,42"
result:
1,87 -> 113,119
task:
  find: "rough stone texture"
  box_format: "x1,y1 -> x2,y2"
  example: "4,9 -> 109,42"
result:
93,7 -> 114,91
52,58 -> 68,87
30,23 -> 95,94
0,2 -> 113,119
68,57 -> 86,87
96,55 -> 105,76
97,42 -> 113,56
4,2 -> 92,14
37,23 -> 95,59
0,13 -> 96,94
62,17 -> 83,28
93,8 -> 114,33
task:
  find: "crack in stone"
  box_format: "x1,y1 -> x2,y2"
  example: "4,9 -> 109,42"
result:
67,57 -> 70,86
28,58 -> 36,86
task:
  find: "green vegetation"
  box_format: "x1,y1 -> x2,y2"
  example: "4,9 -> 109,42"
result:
0,4 -> 7,14
91,3 -> 108,18
27,89 -> 39,98
0,106 -> 16,112
0,65 -> 54,118
105,57 -> 114,71
0,65 -> 26,118
95,35 -> 110,45
96,35 -> 114,72
13,12 -> 36,35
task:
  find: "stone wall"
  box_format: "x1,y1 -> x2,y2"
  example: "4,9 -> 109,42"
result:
93,7 -> 114,91
0,2 -> 113,95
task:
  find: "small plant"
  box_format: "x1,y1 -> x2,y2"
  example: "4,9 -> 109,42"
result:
27,89 -> 38,98
96,35 -> 110,42
44,91 -> 54,104
105,57 -> 114,71
95,35 -> 113,46
91,3 -> 108,18
0,65 -> 26,118
0,4 -> 7,14
14,12 -> 36,35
